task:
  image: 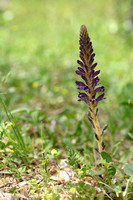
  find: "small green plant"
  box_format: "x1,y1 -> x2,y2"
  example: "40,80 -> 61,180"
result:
27,178 -> 41,194
0,99 -> 26,146
15,166 -> 26,178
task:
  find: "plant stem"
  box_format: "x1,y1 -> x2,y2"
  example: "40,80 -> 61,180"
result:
90,104 -> 102,153
124,178 -> 130,200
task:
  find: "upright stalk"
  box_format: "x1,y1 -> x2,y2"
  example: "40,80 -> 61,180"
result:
75,25 -> 106,154
90,104 -> 102,153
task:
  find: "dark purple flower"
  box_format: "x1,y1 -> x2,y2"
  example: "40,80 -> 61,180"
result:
91,63 -> 97,70
90,41 -> 92,45
77,86 -> 85,90
90,69 -> 95,77
80,52 -> 85,62
92,70 -> 100,78
90,53 -> 95,60
78,92 -> 88,102
84,86 -> 90,92
94,86 -> 105,93
76,81 -> 88,91
84,65 -> 88,72
96,93 -> 105,102
78,85 -> 90,92
76,25 -> 105,106
77,60 -> 84,67
75,70 -> 82,76
89,48 -> 93,54
76,81 -> 86,87
89,58 -> 94,66
78,92 -> 88,98
92,77 -> 100,87
81,75 -> 88,83
78,67 -> 85,73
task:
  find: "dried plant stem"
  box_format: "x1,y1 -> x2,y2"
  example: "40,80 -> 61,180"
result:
90,104 -> 102,153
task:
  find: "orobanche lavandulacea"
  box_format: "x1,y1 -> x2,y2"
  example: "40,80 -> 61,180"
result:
76,25 -> 107,154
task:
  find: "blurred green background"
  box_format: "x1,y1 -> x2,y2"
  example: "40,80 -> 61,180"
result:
0,0 -> 133,151
0,0 -> 132,106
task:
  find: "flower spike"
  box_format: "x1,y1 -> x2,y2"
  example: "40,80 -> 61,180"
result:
75,25 -> 106,154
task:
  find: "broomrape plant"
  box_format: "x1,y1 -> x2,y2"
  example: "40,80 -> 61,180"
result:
76,25 -> 107,154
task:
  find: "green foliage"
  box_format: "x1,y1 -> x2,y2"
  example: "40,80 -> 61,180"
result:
123,163 -> 133,175
112,142 -> 121,156
67,148 -> 81,169
101,151 -> 112,163
108,165 -> 116,178
15,166 -> 26,178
